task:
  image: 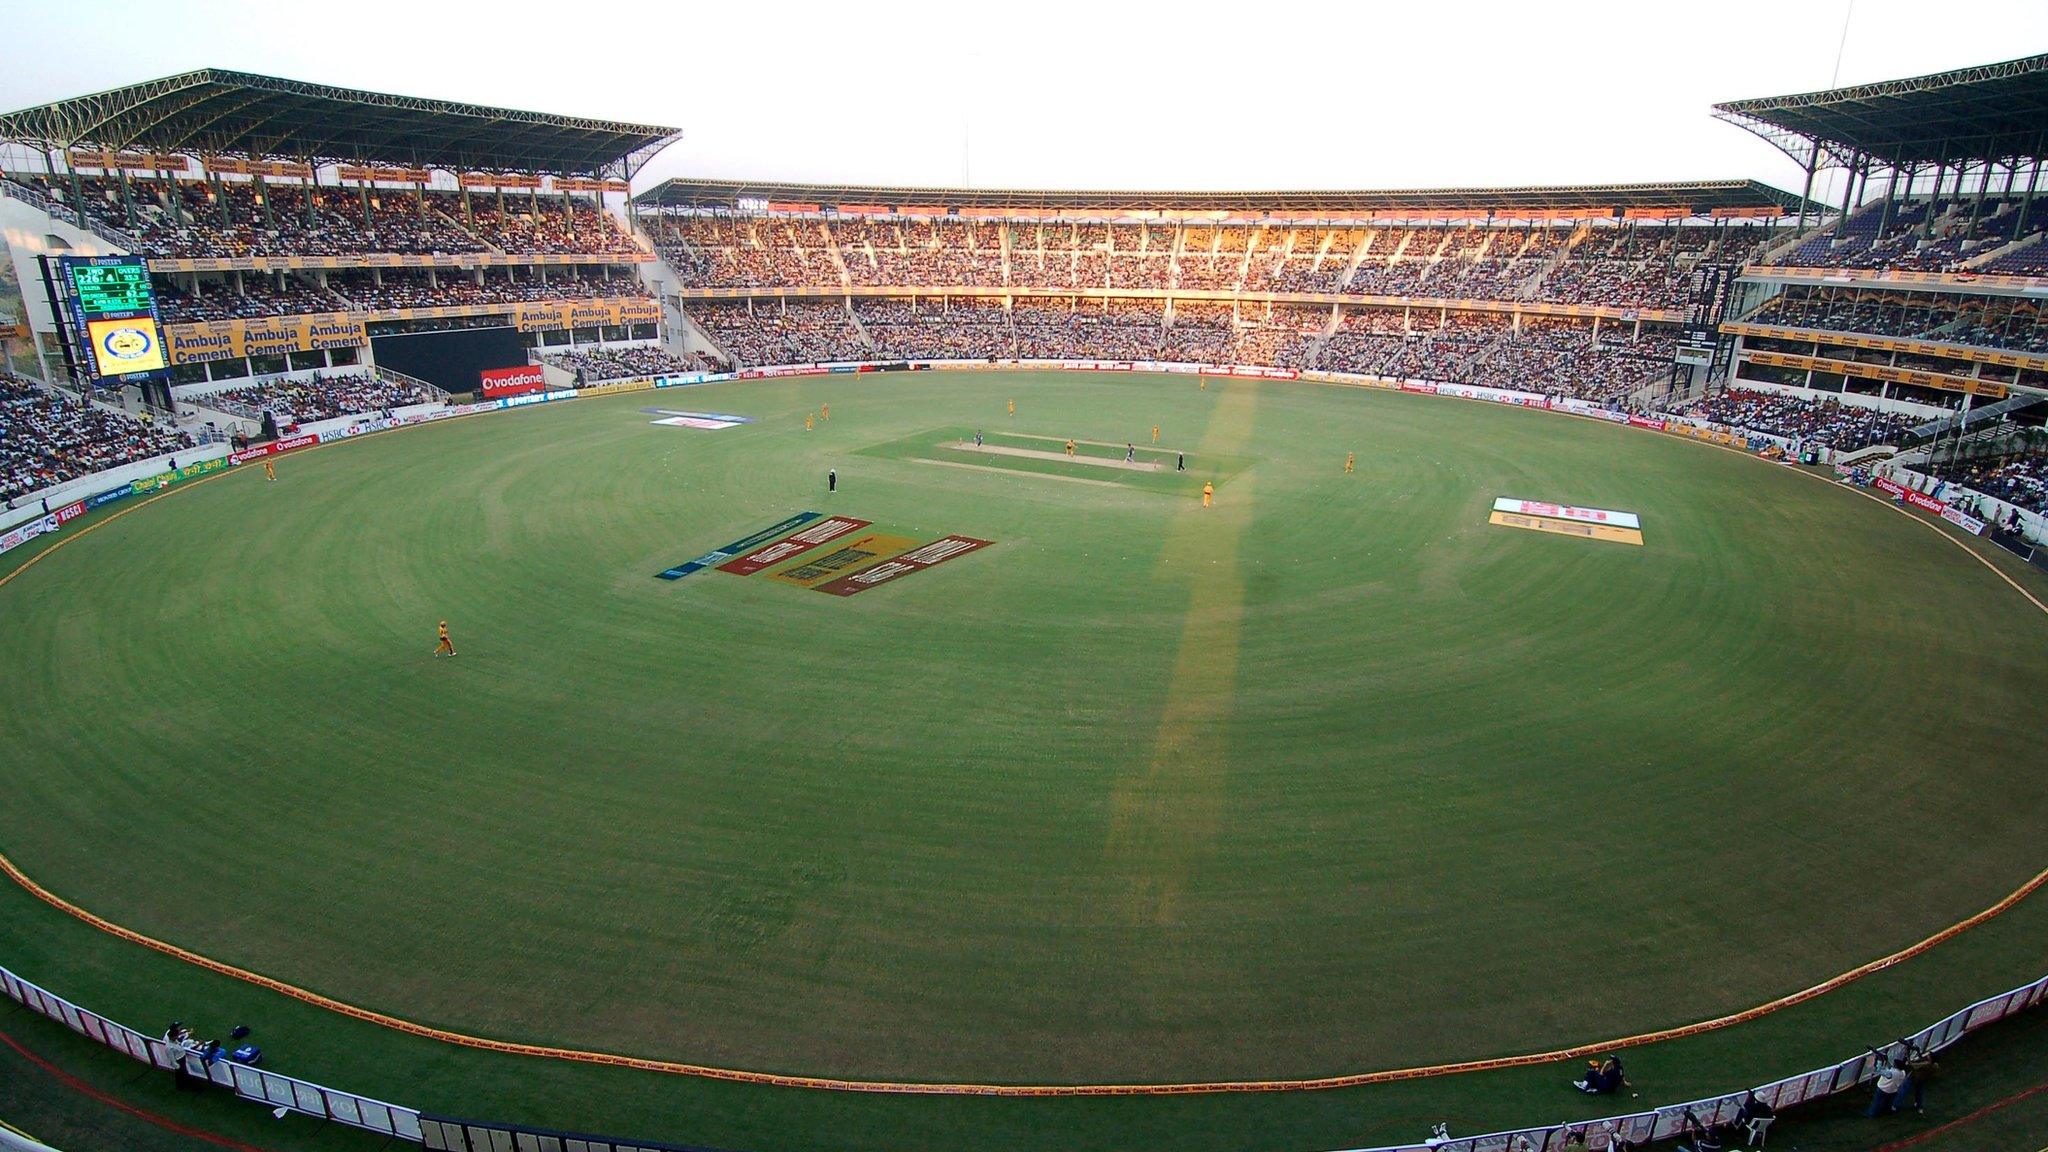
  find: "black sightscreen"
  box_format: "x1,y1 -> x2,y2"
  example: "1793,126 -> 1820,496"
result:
371,326 -> 526,393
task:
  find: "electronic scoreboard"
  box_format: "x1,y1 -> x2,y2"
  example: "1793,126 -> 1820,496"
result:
57,255 -> 168,381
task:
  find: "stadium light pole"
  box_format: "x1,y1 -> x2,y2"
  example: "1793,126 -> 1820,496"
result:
2013,153 -> 2043,239
1795,151 -> 1819,235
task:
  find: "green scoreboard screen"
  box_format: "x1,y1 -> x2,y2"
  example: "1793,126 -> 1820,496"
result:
59,255 -> 169,380
69,260 -> 157,316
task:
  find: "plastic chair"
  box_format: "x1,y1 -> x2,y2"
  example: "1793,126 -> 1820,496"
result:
1743,1115 -> 1774,1146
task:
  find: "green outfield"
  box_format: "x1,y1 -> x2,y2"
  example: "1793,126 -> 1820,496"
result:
1,370 -> 2045,1150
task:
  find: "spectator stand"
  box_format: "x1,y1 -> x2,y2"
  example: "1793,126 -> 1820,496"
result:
2,371 -> 195,509
0,69 -> 683,394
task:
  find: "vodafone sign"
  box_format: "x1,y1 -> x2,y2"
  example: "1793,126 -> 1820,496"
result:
480,365 -> 547,398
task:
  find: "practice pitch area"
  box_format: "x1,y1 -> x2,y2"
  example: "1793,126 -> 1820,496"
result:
1,369 -> 2045,1151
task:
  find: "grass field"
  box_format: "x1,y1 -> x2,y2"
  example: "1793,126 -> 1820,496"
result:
1,370 -> 2045,1148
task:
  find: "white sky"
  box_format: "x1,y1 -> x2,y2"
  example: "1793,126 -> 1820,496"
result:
2,0 -> 2044,206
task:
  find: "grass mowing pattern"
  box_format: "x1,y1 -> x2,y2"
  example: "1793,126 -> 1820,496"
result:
860,425 -> 1255,494
0,372 -> 2044,1098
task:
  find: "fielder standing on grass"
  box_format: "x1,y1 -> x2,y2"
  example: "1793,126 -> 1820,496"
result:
264,458 -> 277,481
1202,481 -> 1213,508
434,621 -> 456,657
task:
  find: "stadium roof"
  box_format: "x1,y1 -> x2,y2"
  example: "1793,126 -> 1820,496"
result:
635,178 -> 1806,216
1714,54 -> 2048,171
0,69 -> 682,176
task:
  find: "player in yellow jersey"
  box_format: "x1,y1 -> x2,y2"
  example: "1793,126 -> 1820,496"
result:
1344,452 -> 1355,474
263,459 -> 277,481
1202,481 -> 1213,507
1008,398 -> 1016,417
433,621 -> 456,657
821,403 -> 829,421
1152,425 -> 1160,443
1065,438 -> 1076,457
805,414 -> 813,431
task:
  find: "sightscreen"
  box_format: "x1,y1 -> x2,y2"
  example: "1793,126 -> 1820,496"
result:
370,325 -> 526,394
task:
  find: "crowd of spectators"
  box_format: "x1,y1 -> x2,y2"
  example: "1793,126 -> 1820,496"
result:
1682,388 -> 1916,450
1953,454 -> 2048,517
1761,195 -> 2048,275
2,373 -> 192,504
540,346 -> 701,383
195,372 -> 434,425
324,270 -> 644,312
686,299 -> 1681,402
27,175 -> 638,259
691,302 -> 870,365
150,268 -> 655,320
466,198 -> 640,256
1742,291 -> 2048,355
157,276 -> 350,323
653,216 -> 1770,311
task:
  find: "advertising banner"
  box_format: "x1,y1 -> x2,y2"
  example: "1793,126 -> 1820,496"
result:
768,532 -> 920,589
652,372 -> 726,389
1904,489 -> 1947,515
499,389 -> 577,408
86,484 -> 136,509
656,513 -> 822,580
1433,382 -> 1548,408
480,365 -> 547,398
163,314 -> 366,365
576,378 -> 657,397
717,517 -> 873,575
54,500 -> 86,525
513,301 -> 570,331
0,513 -> 58,558
1940,504 -> 1988,535
228,433 -> 318,465
1488,510 -> 1645,546
150,252 -> 651,275
1493,498 -> 1642,530
507,298 -> 659,332
814,535 -> 995,596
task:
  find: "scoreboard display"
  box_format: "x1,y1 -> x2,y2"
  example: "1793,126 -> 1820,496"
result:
59,255 -> 169,381
72,261 -> 156,313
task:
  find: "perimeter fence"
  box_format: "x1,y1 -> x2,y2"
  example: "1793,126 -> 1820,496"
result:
4,958 -> 2046,1152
